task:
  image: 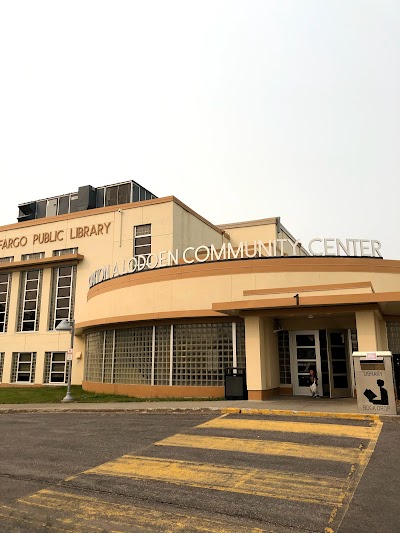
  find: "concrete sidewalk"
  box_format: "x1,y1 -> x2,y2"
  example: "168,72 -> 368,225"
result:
0,395 -> 398,416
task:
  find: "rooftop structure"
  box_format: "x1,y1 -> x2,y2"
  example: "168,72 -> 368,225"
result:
17,180 -> 157,222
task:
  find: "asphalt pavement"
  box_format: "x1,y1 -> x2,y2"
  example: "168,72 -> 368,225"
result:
0,410 -> 399,532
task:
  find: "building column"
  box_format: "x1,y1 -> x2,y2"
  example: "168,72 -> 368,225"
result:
244,316 -> 279,400
355,310 -> 388,352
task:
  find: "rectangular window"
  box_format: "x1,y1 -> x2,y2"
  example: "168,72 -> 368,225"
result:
104,182 -> 133,207
11,352 -> 36,383
134,224 -> 151,257
44,352 -> 69,383
85,321 -> 245,387
21,252 -> 45,261
17,270 -> 43,331
48,265 -> 76,330
0,256 -> 14,263
0,272 -> 12,333
173,323 -> 234,387
53,248 -> 78,256
0,352 -> 4,382
113,327 -> 153,385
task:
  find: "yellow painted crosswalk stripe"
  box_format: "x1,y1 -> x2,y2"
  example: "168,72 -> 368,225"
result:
156,433 -> 362,463
84,455 -> 346,506
197,417 -> 378,440
10,489 -> 266,533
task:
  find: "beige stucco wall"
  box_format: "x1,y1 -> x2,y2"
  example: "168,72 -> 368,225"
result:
218,220 -> 278,246
0,195 -> 399,396
0,198 -> 228,385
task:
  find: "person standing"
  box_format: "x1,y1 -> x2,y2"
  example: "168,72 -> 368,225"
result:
309,368 -> 319,398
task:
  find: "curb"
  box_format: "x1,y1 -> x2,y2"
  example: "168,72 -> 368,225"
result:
0,407 -> 223,414
220,408 -> 398,421
0,405 -> 397,420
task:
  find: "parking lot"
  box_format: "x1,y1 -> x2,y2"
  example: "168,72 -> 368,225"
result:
0,411 -> 399,532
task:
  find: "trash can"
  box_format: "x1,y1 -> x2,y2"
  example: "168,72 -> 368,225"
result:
224,368 -> 247,400
352,351 -> 397,415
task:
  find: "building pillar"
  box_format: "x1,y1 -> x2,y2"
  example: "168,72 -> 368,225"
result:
244,316 -> 279,400
355,310 -> 388,352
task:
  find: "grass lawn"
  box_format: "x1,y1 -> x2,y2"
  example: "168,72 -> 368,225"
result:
0,386 -> 224,404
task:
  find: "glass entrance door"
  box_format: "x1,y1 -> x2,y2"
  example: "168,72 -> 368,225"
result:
327,330 -> 351,398
290,331 -> 322,396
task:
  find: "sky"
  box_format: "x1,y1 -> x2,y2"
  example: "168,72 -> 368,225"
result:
0,1 -> 399,258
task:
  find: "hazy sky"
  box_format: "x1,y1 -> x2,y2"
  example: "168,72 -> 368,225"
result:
0,1 -> 399,257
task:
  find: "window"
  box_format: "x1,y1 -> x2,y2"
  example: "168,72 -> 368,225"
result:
104,182 -> 133,207
85,321 -> 245,387
44,352 -> 69,383
173,323 -> 233,386
0,353 -> 4,382
53,248 -> 78,256
21,252 -> 45,261
0,272 -> 12,333
17,270 -> 42,331
0,257 -> 14,263
48,265 -> 76,330
11,352 -> 36,383
134,224 -> 151,257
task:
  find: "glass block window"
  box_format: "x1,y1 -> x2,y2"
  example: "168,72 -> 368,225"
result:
278,330 -> 291,384
0,256 -> 14,263
154,325 -> 171,386
44,352 -> 69,384
48,265 -> 77,330
103,330 -> 114,383
17,270 -> 43,331
0,353 -> 4,382
134,224 -> 151,257
236,322 -> 246,368
85,321 -> 245,387
53,248 -> 78,256
113,327 -> 153,384
0,272 -> 12,333
387,322 -> 400,353
11,352 -> 36,383
21,252 -> 45,261
173,323 -> 233,387
85,331 -> 104,383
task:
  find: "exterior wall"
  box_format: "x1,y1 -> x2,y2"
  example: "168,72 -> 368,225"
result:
1,192 -> 399,399
82,381 -> 224,398
83,261 -> 400,329
0,197 -> 229,386
172,202 -> 226,254
218,219 -> 278,246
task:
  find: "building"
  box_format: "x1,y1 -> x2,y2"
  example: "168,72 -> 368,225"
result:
1,180 -> 399,400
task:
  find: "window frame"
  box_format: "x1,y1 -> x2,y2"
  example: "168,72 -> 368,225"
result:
134,224 -> 152,258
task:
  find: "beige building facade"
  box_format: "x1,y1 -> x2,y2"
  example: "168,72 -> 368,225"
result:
1,181 -> 400,400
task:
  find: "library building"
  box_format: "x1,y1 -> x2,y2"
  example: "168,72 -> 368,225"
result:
1,180 -> 400,400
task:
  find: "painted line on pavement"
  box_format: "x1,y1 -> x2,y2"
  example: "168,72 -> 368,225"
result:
83,454 -> 346,506
155,433 -> 363,463
13,489 -> 269,533
197,417 -> 377,439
